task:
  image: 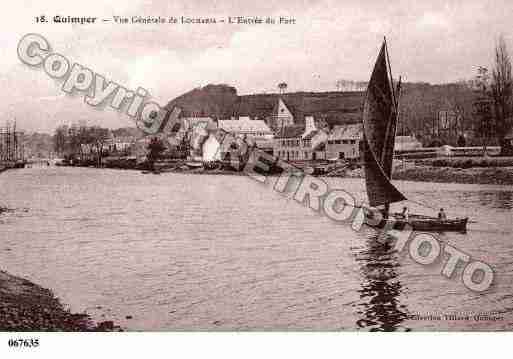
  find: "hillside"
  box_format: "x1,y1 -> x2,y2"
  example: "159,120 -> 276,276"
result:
163,82 -> 479,144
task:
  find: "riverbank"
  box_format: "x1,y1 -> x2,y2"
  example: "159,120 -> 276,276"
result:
0,270 -> 121,331
346,165 -> 513,185
394,165 -> 513,185
53,160 -> 513,185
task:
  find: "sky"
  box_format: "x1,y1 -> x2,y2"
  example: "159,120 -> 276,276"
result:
1,0 -> 512,133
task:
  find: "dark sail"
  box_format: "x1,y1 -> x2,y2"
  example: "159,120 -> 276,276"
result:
363,40 -> 406,207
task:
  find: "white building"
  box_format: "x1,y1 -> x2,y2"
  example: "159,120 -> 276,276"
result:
269,97 -> 294,130
273,117 -> 328,161
105,136 -> 136,153
327,123 -> 363,160
201,130 -> 247,163
202,131 -> 225,162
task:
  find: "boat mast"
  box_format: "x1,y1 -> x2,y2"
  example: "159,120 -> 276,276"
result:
383,38 -> 395,218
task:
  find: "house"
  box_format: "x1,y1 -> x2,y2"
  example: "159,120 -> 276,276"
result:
268,98 -> 295,130
202,130 -> 226,162
106,136 -> 136,154
301,129 -> 328,161
273,125 -> 328,162
273,126 -> 304,161
273,115 -> 329,161
201,130 -> 248,163
327,123 -> 363,160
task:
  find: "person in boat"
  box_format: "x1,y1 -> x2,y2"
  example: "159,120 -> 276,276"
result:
399,206 -> 409,221
438,208 -> 447,220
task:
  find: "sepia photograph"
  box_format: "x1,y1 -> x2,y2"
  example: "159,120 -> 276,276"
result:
1,1 -> 513,354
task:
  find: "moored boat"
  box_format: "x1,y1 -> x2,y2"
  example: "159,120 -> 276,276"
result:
185,161 -> 204,169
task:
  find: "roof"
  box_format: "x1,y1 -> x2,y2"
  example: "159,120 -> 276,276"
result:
329,123 -> 363,140
275,126 -> 305,139
218,119 -> 272,133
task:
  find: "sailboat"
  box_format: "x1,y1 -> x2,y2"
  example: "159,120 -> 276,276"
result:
362,39 -> 468,232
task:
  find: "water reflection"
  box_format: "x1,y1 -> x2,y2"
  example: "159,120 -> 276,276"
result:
477,191 -> 513,210
354,234 -> 410,331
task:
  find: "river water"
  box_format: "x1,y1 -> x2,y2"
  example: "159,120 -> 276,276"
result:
0,167 -> 512,331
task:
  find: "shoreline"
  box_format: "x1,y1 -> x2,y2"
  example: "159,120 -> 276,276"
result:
0,270 -> 121,331
31,163 -> 513,185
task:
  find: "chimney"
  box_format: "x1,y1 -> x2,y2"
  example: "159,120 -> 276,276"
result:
305,116 -> 316,134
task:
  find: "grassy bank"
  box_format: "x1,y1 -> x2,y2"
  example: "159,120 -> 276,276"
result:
392,165 -> 513,185
417,157 -> 513,168
345,164 -> 513,185
0,270 -> 120,331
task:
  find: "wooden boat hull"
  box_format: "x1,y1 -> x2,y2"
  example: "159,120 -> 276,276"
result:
368,214 -> 468,233
185,161 -> 203,169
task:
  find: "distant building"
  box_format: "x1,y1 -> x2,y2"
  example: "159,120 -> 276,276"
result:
181,117 -> 215,132
394,135 -> 422,151
202,130 -> 227,162
273,118 -> 328,161
301,129 -> 328,160
327,123 -> 363,160
201,130 -> 249,163
269,98 -> 295,130
273,126 -> 304,161
217,118 -> 274,143
106,136 -> 136,154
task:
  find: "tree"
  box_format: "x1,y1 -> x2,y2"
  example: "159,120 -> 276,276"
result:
491,35 -> 513,153
473,66 -> 494,154
146,137 -> 166,171
278,82 -> 288,94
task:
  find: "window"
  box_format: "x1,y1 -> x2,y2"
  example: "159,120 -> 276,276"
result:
335,140 -> 341,145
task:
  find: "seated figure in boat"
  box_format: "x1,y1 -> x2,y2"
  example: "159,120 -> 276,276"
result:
399,206 -> 409,221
